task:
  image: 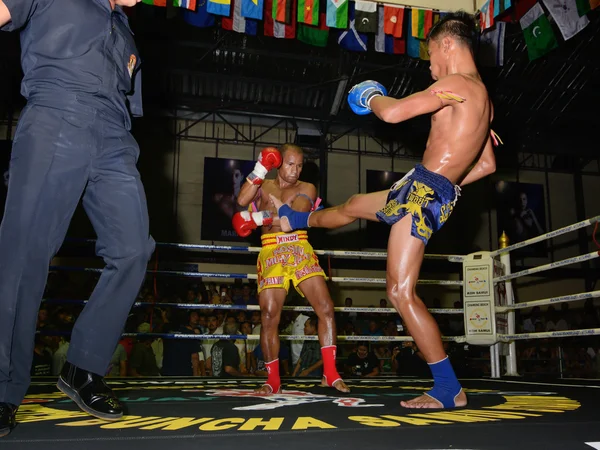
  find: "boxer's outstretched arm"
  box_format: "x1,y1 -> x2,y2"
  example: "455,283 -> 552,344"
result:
370,75 -> 466,124
0,0 -> 11,27
237,182 -> 261,208
459,137 -> 496,187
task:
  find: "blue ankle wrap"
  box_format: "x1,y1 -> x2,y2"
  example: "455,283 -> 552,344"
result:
277,204 -> 310,230
426,356 -> 462,408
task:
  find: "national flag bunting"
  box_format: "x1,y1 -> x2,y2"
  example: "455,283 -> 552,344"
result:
183,0 -> 216,27
337,1 -> 367,51
222,0 -> 258,34
542,0 -> 589,41
479,22 -> 506,66
375,6 -> 405,53
326,0 -> 348,28
273,0 -> 293,23
480,0 -> 494,30
355,1 -> 377,33
384,5 -> 404,38
298,12 -> 329,46
207,0 -> 231,16
298,0 -> 319,25
241,0 -> 264,19
406,12 -> 420,58
493,0 -> 512,17
520,2 -> 558,60
411,8 -> 433,39
265,0 -> 296,37
142,0 -> 196,8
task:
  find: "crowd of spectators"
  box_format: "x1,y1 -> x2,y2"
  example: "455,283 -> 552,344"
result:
32,271 -> 600,379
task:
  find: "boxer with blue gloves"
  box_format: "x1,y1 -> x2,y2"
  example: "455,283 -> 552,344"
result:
346,81 -> 388,115
271,11 -> 502,410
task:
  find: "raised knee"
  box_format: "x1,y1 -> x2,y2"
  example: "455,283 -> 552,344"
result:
344,194 -> 364,215
107,236 -> 154,266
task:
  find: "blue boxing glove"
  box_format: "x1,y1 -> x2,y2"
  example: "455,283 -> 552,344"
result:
347,81 -> 388,115
277,204 -> 311,231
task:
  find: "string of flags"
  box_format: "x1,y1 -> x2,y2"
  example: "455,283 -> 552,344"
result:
138,0 -> 598,64
479,0 -> 598,63
138,0 -> 442,58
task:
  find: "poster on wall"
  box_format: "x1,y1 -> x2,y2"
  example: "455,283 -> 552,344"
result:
365,170 -> 406,249
494,181 -> 547,257
201,157 -> 257,242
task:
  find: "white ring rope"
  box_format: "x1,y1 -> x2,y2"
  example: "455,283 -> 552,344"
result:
498,328 -> 600,342
489,215 -> 600,257
496,290 -> 600,312
122,333 -> 465,343
493,251 -> 599,283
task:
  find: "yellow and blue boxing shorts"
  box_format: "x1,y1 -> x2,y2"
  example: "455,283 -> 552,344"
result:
257,231 -> 325,295
375,164 -> 460,245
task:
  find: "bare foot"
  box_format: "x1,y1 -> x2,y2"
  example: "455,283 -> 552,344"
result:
268,194 -> 292,232
321,377 -> 351,393
254,384 -> 281,395
400,389 -> 467,409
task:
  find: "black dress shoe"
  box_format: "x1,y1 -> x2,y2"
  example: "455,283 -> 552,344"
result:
0,403 -> 18,438
57,362 -> 123,421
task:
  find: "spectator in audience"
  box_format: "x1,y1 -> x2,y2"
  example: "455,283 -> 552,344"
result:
51,334 -> 70,376
37,307 -> 49,330
236,321 -> 254,373
234,285 -> 258,306
30,336 -> 53,377
290,310 -> 311,367
204,314 -> 224,372
107,342 -> 128,377
392,340 -> 428,377
212,322 -> 246,378
366,320 -> 384,337
582,299 -> 600,329
545,306 -> 560,331
292,317 -> 322,378
344,297 -> 358,322
162,316 -> 203,377
345,342 -> 380,377
523,306 -> 543,333
129,324 -> 160,377
236,311 -> 248,325
252,340 -> 291,376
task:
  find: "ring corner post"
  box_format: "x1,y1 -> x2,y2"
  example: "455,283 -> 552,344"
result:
462,250 -> 500,378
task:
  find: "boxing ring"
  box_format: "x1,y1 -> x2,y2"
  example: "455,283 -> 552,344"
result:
6,215 -> 600,450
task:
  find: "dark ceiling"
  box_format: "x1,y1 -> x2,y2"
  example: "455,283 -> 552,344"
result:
1,5 -> 599,164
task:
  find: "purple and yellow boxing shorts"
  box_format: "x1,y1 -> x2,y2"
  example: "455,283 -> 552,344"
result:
375,164 -> 460,245
257,231 -> 325,296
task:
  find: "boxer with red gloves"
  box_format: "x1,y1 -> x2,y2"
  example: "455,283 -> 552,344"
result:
233,145 -> 349,395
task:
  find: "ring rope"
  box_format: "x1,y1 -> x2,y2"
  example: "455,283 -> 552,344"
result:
489,215 -> 600,258
49,266 -> 462,286
40,299 -> 464,315
64,238 -> 465,262
493,251 -> 600,283
495,290 -> 600,312
498,328 -> 600,341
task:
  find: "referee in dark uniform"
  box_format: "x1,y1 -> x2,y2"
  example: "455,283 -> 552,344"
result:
0,0 -> 154,437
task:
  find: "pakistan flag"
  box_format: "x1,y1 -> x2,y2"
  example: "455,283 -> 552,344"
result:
519,3 -> 558,61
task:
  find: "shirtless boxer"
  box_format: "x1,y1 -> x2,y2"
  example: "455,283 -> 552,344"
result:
232,144 -> 349,394
271,12 -> 499,409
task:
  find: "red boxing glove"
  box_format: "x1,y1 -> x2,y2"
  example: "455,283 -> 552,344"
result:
232,211 -> 273,237
247,147 -> 282,185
